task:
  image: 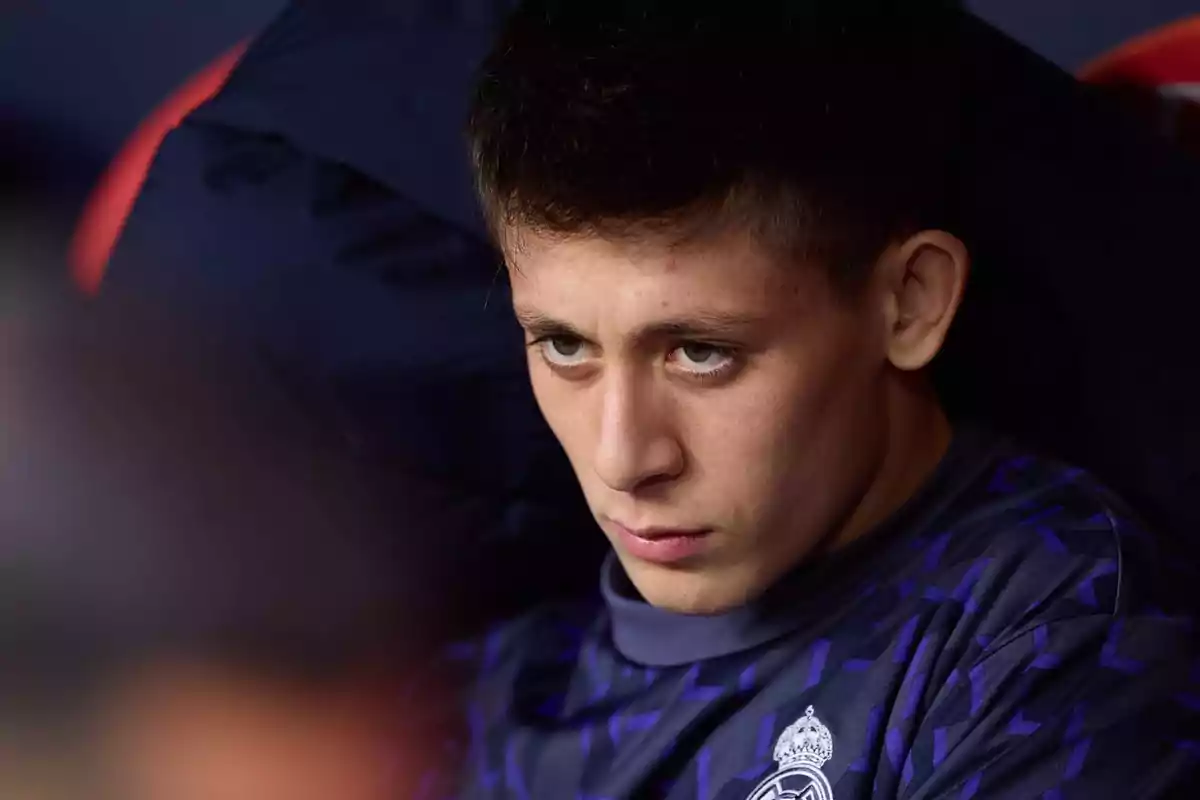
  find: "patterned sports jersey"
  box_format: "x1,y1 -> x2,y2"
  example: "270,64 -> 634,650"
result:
438,428 -> 1200,799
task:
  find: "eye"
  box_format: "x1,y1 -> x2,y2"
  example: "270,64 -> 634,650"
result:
669,342 -> 738,378
536,335 -> 594,368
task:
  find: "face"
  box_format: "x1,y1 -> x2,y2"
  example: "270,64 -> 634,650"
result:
507,229 -> 902,614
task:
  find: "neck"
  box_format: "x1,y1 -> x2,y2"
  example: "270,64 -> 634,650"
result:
830,373 -> 952,554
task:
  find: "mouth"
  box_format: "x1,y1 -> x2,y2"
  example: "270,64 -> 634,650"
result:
606,520 -> 712,565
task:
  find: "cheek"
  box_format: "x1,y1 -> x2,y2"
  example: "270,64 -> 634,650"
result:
683,362 -> 873,518
682,383 -> 803,504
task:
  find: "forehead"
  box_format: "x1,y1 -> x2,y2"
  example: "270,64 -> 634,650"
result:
505,229 -> 832,324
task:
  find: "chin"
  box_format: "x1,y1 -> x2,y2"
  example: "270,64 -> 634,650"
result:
628,563 -> 755,615
653,595 -> 734,615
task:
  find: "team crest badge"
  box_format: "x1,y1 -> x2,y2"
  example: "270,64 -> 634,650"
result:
745,706 -> 835,800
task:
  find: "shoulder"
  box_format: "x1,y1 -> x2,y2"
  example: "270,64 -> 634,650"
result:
932,436 -> 1197,643
901,443 -> 1200,796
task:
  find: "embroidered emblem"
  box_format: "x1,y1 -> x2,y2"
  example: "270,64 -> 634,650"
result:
746,706 -> 835,800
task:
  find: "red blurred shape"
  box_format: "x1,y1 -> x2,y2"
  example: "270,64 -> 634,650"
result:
1079,16 -> 1200,85
69,42 -> 248,296
1080,17 -> 1200,158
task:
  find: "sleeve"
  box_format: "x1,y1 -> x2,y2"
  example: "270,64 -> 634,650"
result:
907,613 -> 1200,799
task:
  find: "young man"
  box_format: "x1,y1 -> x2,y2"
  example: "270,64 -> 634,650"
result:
446,1 -> 1200,797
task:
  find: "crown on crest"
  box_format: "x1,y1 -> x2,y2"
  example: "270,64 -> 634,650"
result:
773,706 -> 834,769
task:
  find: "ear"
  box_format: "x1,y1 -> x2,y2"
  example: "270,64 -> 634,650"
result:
878,230 -> 969,372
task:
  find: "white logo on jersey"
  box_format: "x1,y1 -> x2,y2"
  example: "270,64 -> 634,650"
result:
745,706 -> 835,800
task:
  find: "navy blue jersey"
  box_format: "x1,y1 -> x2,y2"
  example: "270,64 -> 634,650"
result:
433,429 -> 1200,798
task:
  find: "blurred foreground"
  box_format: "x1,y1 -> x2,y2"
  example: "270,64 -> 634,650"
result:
0,296 -> 477,799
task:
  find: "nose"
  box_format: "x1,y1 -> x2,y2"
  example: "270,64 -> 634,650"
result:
593,369 -> 684,493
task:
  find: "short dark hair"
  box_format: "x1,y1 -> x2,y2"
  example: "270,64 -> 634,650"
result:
467,0 -> 967,290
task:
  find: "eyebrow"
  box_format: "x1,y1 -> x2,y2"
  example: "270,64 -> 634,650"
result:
513,308 -> 767,342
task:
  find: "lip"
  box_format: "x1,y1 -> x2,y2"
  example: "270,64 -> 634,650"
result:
608,520 -> 712,565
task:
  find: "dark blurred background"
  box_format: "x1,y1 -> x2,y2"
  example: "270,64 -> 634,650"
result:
3,0 -> 1198,293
